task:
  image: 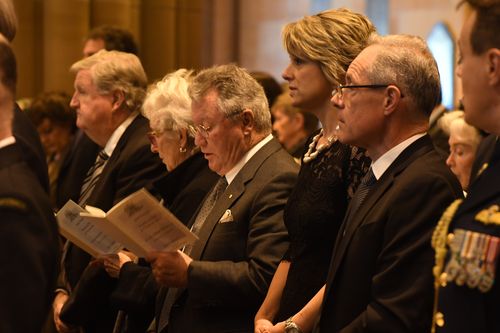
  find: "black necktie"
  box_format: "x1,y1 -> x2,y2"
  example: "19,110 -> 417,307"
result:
78,149 -> 109,206
349,168 -> 376,215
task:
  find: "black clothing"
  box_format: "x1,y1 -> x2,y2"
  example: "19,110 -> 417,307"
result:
276,133 -> 370,321
0,144 -> 59,333
12,103 -> 50,192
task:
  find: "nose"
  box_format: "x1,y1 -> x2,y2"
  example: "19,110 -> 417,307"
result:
282,63 -> 293,81
194,131 -> 206,148
446,153 -> 454,168
150,142 -> 158,153
331,90 -> 344,109
456,63 -> 462,78
70,91 -> 79,108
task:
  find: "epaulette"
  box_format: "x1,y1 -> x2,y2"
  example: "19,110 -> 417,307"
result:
0,197 -> 28,211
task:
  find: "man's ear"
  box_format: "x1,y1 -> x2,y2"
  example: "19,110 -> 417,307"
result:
486,48 -> 500,86
383,85 -> 402,116
111,90 -> 125,111
240,109 -> 255,134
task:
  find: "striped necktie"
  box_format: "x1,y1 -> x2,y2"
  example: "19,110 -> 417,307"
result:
78,149 -> 109,206
349,167 -> 376,215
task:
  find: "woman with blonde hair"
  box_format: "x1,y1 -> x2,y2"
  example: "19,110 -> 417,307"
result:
255,8 -> 375,333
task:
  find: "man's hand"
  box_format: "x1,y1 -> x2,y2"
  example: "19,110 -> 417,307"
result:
99,251 -> 135,278
147,250 -> 193,288
255,318 -> 274,333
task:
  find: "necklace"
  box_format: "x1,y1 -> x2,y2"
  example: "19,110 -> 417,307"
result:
302,129 -> 337,163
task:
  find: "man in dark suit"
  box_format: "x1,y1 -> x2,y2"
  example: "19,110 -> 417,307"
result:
53,50 -> 166,333
147,64 -> 298,333
0,34 -> 60,333
56,25 -> 139,209
0,0 -> 49,193
316,35 -> 463,332
433,1 -> 500,332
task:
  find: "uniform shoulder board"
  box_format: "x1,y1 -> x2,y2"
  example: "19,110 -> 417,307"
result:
0,197 -> 28,211
475,204 -> 500,226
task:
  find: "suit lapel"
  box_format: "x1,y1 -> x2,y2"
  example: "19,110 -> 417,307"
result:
326,136 -> 435,290
189,138 -> 281,261
173,139 -> 281,300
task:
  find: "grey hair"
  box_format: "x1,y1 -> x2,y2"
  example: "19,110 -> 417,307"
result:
365,34 -> 441,118
142,69 -> 196,146
70,50 -> 147,113
0,0 -> 17,41
188,64 -> 272,134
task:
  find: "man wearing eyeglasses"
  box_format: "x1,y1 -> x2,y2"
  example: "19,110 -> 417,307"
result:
147,64 -> 298,333
318,35 -> 463,332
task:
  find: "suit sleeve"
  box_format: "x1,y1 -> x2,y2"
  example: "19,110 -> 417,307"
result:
186,170 -> 295,307
340,172 -> 461,333
0,208 -> 56,333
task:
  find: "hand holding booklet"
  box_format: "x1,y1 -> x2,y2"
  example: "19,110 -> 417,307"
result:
56,188 -> 198,258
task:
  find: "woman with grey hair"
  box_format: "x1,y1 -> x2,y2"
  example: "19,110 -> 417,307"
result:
73,69 -> 218,333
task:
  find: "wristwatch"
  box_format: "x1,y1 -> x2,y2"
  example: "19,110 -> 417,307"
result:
284,317 -> 303,333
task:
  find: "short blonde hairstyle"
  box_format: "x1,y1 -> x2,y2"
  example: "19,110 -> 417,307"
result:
142,69 -> 196,148
282,8 -> 376,86
70,50 -> 147,113
189,64 -> 272,134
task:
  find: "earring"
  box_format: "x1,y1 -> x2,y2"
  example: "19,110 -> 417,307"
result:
179,146 -> 187,153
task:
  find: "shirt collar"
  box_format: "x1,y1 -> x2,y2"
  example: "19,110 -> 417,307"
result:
0,136 -> 15,150
371,132 -> 426,180
102,111 -> 139,157
225,134 -> 273,185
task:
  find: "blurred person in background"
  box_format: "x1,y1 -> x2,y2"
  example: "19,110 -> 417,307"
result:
26,92 -> 77,208
439,110 -> 482,192
271,89 -> 318,160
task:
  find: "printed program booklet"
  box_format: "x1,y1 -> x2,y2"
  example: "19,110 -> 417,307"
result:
56,188 -> 197,257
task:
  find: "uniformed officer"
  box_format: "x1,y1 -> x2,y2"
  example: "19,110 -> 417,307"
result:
432,1 -> 500,332
0,34 -> 60,333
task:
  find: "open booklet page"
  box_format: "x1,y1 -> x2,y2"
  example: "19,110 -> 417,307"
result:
79,188 -> 198,258
56,200 -> 123,257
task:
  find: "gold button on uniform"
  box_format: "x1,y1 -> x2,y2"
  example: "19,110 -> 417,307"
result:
435,312 -> 445,327
447,233 -> 454,245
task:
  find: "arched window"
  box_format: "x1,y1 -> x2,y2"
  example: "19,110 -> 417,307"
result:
427,23 -> 455,110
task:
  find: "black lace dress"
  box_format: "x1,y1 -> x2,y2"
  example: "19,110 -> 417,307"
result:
276,132 -> 371,321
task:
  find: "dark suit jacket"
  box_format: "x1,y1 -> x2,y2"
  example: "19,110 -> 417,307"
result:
436,139 -> 500,333
163,138 -> 298,333
12,103 -> 50,192
56,130 -> 100,210
60,115 -> 166,332
319,135 -> 463,333
0,144 -> 59,333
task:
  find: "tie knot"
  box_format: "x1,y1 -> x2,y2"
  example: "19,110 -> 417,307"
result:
362,168 -> 376,186
213,177 -> 228,196
98,150 -> 109,161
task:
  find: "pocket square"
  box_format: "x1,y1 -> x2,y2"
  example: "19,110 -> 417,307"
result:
219,209 -> 234,223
